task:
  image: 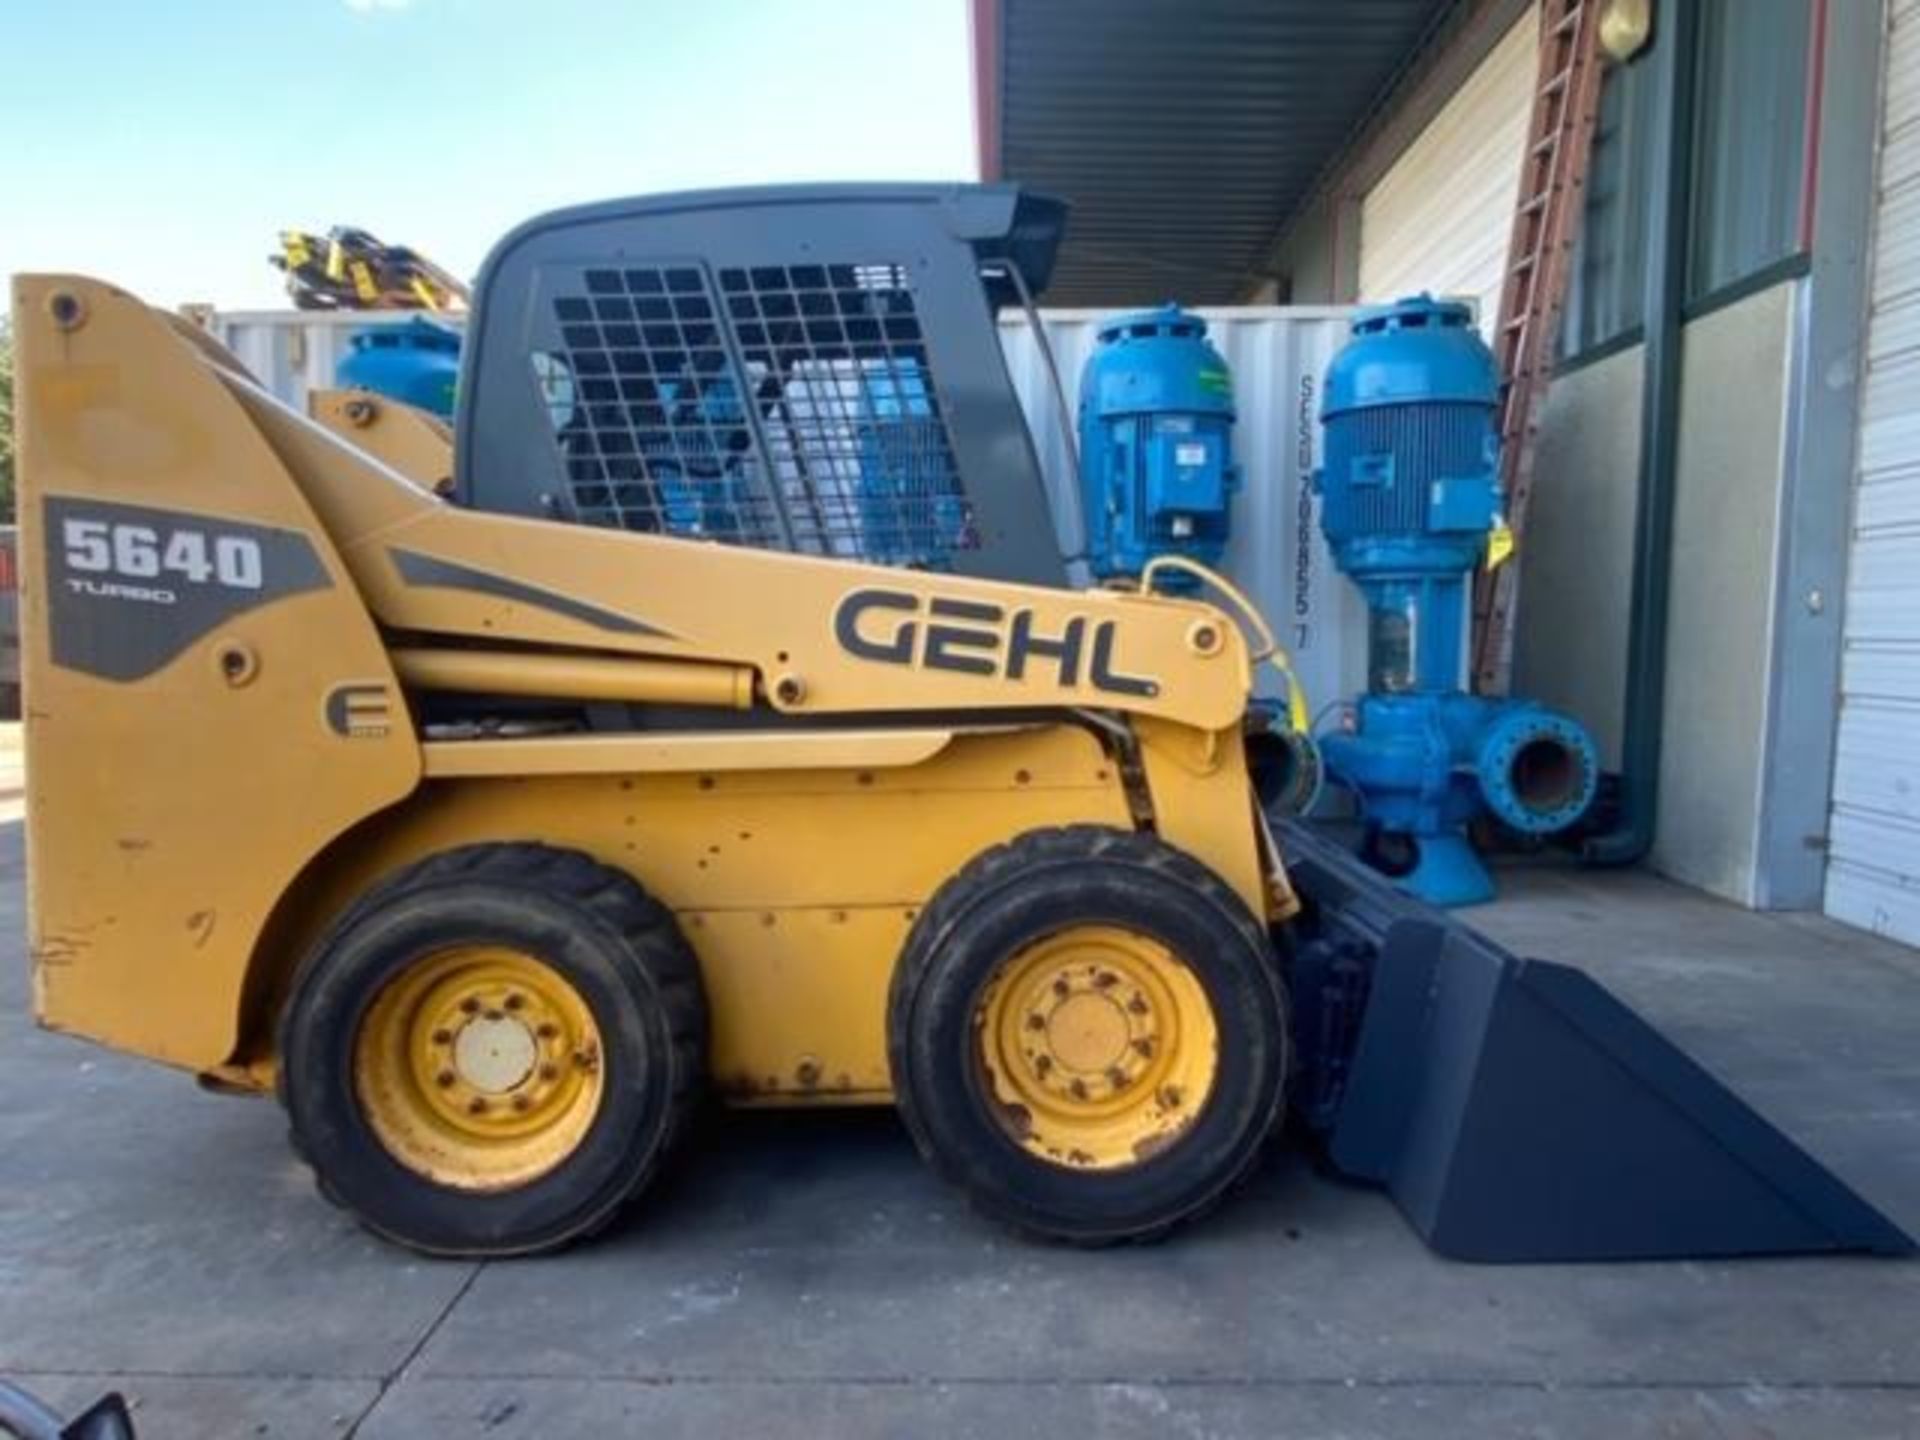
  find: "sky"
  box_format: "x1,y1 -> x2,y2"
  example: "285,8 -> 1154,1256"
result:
0,0 -> 978,309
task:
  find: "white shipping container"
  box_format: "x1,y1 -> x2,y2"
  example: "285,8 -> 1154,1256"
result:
204,310 -> 460,417
206,304 -> 1369,716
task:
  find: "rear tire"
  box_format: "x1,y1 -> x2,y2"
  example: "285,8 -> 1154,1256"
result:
279,843 -> 705,1257
888,826 -> 1289,1244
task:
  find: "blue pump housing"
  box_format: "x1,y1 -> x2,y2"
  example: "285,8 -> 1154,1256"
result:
1077,305 -> 1238,589
1316,295 -> 1598,906
336,317 -> 463,420
643,372 -> 762,542
856,359 -> 970,568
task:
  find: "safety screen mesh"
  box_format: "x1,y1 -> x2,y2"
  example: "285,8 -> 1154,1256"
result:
535,261 -> 976,565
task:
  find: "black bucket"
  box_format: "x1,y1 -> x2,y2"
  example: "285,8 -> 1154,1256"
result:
1276,818 -> 1913,1261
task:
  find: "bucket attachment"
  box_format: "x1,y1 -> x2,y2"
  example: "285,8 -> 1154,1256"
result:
1277,818 -> 1914,1262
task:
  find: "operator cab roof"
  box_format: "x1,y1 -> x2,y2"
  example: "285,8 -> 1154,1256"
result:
475,183 -> 1068,310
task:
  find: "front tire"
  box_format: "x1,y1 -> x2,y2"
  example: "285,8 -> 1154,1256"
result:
279,843 -> 705,1257
888,826 -> 1289,1244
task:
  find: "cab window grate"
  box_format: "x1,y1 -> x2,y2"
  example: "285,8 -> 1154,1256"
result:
533,261 -> 976,566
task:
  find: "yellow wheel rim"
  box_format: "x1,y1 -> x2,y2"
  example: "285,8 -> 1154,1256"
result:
974,925 -> 1219,1171
353,947 -> 605,1191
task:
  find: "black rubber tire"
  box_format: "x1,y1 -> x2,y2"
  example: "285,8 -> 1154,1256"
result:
278,843 -> 706,1257
888,825 -> 1290,1245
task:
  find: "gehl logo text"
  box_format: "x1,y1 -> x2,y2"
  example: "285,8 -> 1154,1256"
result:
834,588 -> 1160,698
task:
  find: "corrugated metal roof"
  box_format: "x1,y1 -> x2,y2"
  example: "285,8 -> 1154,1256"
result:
989,0 -> 1454,305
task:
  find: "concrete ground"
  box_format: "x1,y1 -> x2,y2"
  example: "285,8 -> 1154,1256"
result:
2,776 -> 1917,1436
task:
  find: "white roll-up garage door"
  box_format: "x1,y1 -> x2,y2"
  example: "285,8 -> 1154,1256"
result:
1357,7 -> 1539,334
1827,0 -> 1920,944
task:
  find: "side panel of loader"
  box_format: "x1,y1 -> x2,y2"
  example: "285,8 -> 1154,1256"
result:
216,376 -> 1258,737
13,277 -> 422,1068
255,724 -> 1139,1100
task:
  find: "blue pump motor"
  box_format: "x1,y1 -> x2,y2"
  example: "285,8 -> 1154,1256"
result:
336,316 -> 463,419
1316,295 -> 1598,906
1077,305 -> 1238,590
857,358 -> 971,568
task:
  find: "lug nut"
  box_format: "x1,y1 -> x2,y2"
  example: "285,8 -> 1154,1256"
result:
459,997 -> 481,1015
511,1094 -> 531,1112
435,1069 -> 456,1088
539,1062 -> 560,1082
504,993 -> 525,1012
467,1097 -> 489,1115
536,1022 -> 559,1040
431,1028 -> 453,1045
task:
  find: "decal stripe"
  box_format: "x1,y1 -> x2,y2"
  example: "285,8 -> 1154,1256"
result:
389,549 -> 671,638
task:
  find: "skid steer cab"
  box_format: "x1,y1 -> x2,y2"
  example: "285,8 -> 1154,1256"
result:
12,185 -> 1909,1263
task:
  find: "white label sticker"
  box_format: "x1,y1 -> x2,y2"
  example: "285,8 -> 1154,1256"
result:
1175,442 -> 1208,467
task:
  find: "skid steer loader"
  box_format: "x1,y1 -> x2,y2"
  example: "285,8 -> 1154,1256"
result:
12,185 -> 1909,1261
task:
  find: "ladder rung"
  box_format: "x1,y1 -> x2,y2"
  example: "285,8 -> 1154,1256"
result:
1483,17 -> 1596,691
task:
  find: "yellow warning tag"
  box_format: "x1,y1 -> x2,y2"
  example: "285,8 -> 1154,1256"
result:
1488,519 -> 1516,570
1277,659 -> 1310,735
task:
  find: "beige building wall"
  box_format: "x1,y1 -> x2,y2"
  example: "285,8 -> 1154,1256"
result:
1654,283 -> 1797,903
1357,8 -> 1539,332
1510,343 -> 1644,770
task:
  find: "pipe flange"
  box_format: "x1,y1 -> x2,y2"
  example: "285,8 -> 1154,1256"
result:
1477,708 -> 1599,835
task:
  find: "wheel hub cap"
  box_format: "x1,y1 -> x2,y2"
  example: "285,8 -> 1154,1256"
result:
1047,990 -> 1129,1073
975,925 -> 1219,1171
452,1015 -> 539,1093
353,947 -> 605,1192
